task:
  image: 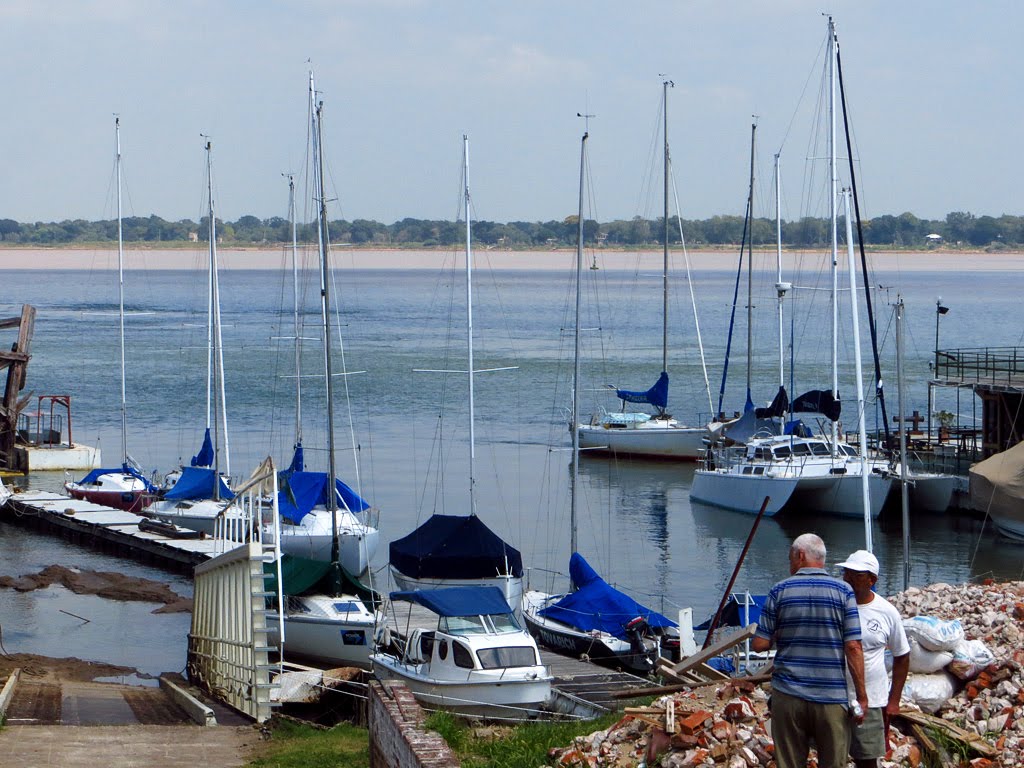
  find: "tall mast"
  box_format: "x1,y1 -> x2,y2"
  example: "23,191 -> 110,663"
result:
571,131 -> 588,557
661,79 -> 672,390
896,296 -> 910,588
204,139 -> 229,495
828,15 -> 840,454
774,152 -> 786,389
463,135 -> 478,516
745,122 -> 756,399
115,116 -> 127,465
286,173 -> 302,449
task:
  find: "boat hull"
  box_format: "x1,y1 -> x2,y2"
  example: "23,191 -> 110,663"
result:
908,473 -> 957,513
789,473 -> 892,519
578,422 -> 704,460
688,471 -> 797,516
65,481 -> 153,514
266,517 -> 380,576
267,615 -> 374,669
148,499 -> 248,537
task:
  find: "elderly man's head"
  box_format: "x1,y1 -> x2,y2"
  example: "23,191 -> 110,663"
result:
789,533 -> 826,573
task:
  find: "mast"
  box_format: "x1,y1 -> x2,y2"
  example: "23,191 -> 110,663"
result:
774,153 -> 787,390
571,131 -> 588,557
286,173 -> 302,450
660,80 -> 672,396
463,135 -> 478,516
828,16 -> 840,455
745,122 -> 756,400
204,139 -> 229,497
896,296 -> 910,588
115,116 -> 127,465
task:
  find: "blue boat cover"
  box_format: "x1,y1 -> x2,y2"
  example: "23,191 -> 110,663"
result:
191,428 -> 215,468
75,463 -> 159,493
694,594 -> 766,630
163,466 -> 235,501
791,389 -> 841,421
390,586 -> 513,617
284,443 -> 304,475
389,514 -> 524,580
539,553 -> 676,640
616,371 -> 669,410
277,470 -> 370,525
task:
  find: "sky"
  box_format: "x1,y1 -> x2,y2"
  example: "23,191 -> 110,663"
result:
1,1 -> 1020,226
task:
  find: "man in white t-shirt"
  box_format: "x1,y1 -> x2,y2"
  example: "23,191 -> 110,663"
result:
838,550 -> 911,768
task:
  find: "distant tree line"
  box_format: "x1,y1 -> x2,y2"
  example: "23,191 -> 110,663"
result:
0,210 -> 1020,249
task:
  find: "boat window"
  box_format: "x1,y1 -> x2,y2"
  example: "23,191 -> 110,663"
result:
809,443 -> 831,456
484,613 -> 522,633
452,641 -> 475,669
440,615 -> 488,635
753,448 -> 770,460
332,601 -> 363,615
476,646 -> 539,669
437,639 -> 449,661
774,445 -> 791,458
791,443 -> 812,456
839,445 -> 857,456
420,631 -> 436,659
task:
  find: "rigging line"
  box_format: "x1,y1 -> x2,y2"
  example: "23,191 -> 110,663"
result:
777,33 -> 829,156
716,175 -> 753,419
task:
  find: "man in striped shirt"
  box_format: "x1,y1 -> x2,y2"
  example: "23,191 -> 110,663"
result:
752,533 -> 868,768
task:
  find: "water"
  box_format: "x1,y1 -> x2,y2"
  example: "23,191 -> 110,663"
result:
2,250 -> 1022,677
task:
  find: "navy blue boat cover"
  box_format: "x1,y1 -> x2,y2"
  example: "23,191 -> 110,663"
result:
389,514 -> 524,580
163,466 -> 235,501
191,428 -> 215,467
390,585 -> 513,617
539,553 -> 676,639
694,593 -> 766,630
75,464 -> 159,493
791,389 -> 842,421
616,371 -> 669,409
284,443 -> 304,475
277,470 -> 370,525
754,386 -> 789,419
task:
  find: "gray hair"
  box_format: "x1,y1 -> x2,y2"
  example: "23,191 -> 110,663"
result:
791,533 -> 826,564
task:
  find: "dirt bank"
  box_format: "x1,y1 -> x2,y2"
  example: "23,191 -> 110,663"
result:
0,565 -> 192,613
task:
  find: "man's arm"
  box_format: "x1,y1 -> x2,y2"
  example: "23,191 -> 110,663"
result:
886,652 -> 910,716
844,639 -> 868,723
751,635 -> 772,653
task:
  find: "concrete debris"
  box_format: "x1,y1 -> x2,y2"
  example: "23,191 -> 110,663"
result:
547,580 -> 1024,767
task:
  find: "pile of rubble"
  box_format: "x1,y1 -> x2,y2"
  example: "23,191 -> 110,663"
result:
547,580 -> 1024,768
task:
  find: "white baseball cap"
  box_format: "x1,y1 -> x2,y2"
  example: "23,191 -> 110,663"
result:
837,549 -> 879,576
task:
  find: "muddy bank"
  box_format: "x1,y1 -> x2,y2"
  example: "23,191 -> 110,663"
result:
0,565 -> 192,613
0,653 -> 143,683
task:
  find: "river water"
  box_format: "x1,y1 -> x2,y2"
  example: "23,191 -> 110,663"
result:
1,248 -> 1022,678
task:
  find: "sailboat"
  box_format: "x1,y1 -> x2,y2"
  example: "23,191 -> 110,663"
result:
522,130 -> 677,674
576,81 -> 706,461
148,138 -> 240,535
388,135 -> 524,613
265,82 -> 383,668
691,19 -> 893,521
65,117 -> 158,513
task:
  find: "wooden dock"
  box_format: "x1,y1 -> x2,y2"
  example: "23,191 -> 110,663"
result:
2,491 -> 225,573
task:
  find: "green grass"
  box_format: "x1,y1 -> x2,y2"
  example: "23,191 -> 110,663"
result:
425,711 -> 623,768
247,718 -> 369,768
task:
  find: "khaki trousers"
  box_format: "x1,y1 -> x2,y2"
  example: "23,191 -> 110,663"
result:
769,689 -> 851,768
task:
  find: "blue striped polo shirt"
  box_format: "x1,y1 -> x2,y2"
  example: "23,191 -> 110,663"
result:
755,566 -> 861,704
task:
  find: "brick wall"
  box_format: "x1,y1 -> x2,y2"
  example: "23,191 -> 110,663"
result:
368,680 -> 460,768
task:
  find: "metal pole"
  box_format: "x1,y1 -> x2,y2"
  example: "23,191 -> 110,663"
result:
897,296 -> 910,589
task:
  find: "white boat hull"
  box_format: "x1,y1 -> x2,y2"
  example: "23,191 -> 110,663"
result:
148,498 -> 247,537
578,422 -> 705,460
789,472 -> 892,519
689,471 -> 798,515
266,596 -> 376,669
908,473 -> 957,513
265,510 -> 380,575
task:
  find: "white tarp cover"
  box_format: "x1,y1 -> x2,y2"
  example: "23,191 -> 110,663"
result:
969,440 -> 1024,520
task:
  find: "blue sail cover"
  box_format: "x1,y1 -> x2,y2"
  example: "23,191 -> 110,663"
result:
616,371 -> 669,409
277,470 -> 370,525
163,466 -> 235,501
390,586 -> 513,617
283,443 -> 304,476
539,553 -> 676,640
191,428 -> 215,468
754,387 -> 789,419
389,514 -> 524,580
694,594 -> 767,630
791,389 -> 842,421
75,464 -> 159,493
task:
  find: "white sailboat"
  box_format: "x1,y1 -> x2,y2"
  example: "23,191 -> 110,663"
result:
65,116 -> 158,513
691,18 -> 892,522
577,81 -> 707,461
388,135 -> 523,612
523,130 -> 677,674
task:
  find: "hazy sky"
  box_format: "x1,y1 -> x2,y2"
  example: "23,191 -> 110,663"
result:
2,1 -> 1019,225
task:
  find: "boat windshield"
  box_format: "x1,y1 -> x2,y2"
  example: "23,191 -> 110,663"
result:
440,612 -> 521,636
476,646 -> 540,670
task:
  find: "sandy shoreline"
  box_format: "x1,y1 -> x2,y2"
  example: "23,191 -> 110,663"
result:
0,246 -> 1022,272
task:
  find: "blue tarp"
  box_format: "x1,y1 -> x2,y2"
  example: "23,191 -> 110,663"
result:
163,466 -> 235,501
277,470 -> 370,525
74,464 -> 158,493
284,443 -> 304,475
616,371 -> 669,410
389,514 -> 524,580
538,553 -> 676,640
191,428 -> 215,468
791,389 -> 841,421
390,586 -> 513,617
694,594 -> 766,631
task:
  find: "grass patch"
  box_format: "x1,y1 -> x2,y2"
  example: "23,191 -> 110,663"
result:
425,711 -> 622,768
247,717 -> 369,768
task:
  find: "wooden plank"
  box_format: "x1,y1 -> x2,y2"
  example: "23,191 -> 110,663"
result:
611,671 -> 773,700
894,709 -> 996,759
668,624 -> 758,674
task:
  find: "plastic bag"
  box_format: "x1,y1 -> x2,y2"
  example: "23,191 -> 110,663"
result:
907,636 -> 955,674
901,671 -> 958,714
903,616 -> 964,652
947,639 -> 996,681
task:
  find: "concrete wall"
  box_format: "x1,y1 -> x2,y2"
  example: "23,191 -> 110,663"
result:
368,680 -> 459,768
